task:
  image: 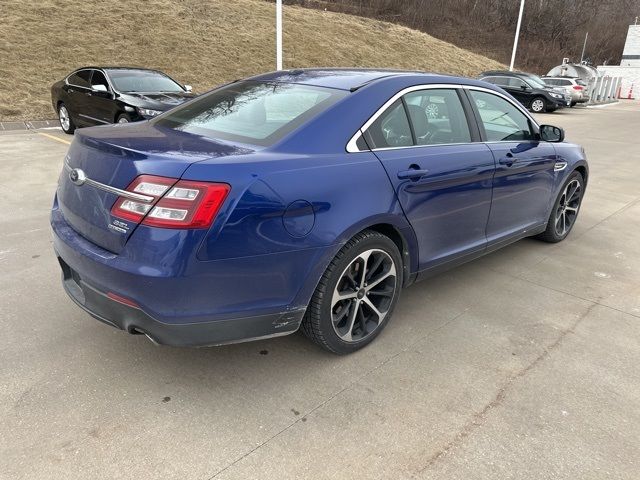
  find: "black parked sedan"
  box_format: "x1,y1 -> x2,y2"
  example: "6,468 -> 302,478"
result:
479,70 -> 571,113
51,67 -> 195,134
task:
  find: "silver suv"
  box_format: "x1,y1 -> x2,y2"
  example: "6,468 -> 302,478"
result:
542,77 -> 590,106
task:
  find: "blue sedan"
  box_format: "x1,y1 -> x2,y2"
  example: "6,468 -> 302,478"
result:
51,69 -> 588,354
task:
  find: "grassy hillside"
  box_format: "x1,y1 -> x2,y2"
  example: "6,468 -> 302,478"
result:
0,0 -> 504,121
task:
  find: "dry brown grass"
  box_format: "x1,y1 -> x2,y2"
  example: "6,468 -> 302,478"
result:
0,0 -> 504,120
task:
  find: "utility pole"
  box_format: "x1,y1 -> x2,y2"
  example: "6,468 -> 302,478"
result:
509,0 -> 525,71
580,32 -> 588,63
276,0 -> 283,71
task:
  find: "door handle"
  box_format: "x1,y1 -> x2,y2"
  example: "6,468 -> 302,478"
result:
397,167 -> 429,180
499,153 -> 518,166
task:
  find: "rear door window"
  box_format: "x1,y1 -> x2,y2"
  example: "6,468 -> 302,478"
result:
469,90 -> 534,142
363,100 -> 413,149
403,89 -> 471,145
67,70 -> 92,88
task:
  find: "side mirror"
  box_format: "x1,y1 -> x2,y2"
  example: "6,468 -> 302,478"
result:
184,85 -> 193,92
539,124 -> 565,142
520,84 -> 529,90
92,84 -> 108,92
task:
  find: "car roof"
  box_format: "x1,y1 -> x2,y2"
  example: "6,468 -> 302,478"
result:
480,70 -> 534,77
245,68 -> 489,91
74,66 -> 168,74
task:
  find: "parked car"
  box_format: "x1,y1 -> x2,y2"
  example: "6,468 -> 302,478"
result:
479,70 -> 571,112
51,67 -> 195,134
52,69 -> 588,354
542,76 -> 590,106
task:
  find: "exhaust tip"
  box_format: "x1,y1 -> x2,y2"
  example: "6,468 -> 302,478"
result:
129,327 -> 160,346
144,333 -> 161,346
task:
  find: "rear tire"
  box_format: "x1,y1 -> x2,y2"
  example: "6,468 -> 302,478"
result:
536,171 -> 585,243
301,230 -> 402,354
58,103 -> 75,134
530,96 -> 546,113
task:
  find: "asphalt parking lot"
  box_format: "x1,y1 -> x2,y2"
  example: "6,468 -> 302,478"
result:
1,102 -> 639,479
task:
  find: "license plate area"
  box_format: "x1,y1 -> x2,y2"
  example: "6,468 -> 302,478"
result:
58,256 -> 86,304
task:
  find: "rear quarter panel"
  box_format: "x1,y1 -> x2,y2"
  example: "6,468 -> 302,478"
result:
182,150 -> 416,309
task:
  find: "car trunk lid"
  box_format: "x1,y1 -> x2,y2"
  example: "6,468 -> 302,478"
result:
57,123 -> 253,253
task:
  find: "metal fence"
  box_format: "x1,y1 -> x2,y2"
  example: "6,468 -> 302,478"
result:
586,76 -> 622,104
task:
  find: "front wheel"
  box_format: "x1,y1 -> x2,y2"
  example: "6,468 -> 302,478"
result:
301,230 -> 402,354
536,171 -> 585,243
530,96 -> 546,113
116,113 -> 131,124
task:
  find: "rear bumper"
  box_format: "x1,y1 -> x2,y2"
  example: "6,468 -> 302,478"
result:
51,202 -> 322,347
58,255 -> 303,346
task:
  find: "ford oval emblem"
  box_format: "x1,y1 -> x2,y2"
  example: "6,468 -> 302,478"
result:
69,168 -> 86,186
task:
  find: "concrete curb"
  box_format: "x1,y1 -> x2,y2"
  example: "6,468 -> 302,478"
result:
0,119 -> 59,131
586,101 -> 621,108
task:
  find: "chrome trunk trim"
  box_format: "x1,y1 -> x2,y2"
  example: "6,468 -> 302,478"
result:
63,161 -> 154,203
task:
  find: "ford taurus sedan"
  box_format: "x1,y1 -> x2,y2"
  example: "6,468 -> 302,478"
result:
51,69 -> 588,354
51,67 -> 194,133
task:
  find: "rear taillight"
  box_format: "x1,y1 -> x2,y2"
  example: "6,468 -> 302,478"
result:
143,180 -> 230,228
573,85 -> 584,91
111,175 -> 230,229
111,175 -> 176,222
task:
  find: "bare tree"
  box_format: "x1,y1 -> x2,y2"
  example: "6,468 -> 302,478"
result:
280,0 -> 640,73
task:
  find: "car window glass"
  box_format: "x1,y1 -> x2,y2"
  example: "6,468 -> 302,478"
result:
107,70 -> 184,93
524,75 -> 547,88
403,89 -> 471,145
364,99 -> 413,149
154,81 -> 347,147
90,70 -> 108,89
484,76 -> 507,87
470,90 -> 534,142
544,79 -> 557,85
507,77 -> 527,88
67,70 -> 91,88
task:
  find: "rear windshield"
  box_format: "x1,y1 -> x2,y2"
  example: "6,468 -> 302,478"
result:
107,69 -> 184,93
153,81 -> 347,146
